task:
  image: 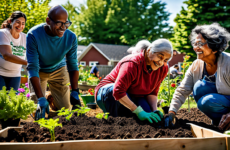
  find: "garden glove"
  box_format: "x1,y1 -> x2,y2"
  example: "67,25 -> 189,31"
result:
164,112 -> 176,127
153,110 -> 164,119
35,97 -> 49,120
133,106 -> 161,123
70,89 -> 81,110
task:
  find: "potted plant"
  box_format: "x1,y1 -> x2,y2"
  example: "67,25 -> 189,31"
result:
80,88 -> 95,107
20,74 -> 28,84
0,86 -> 37,129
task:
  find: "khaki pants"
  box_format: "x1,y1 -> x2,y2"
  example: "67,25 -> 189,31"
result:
29,66 -> 71,110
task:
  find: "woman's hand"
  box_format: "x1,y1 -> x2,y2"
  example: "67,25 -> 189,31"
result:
219,112 -> 230,130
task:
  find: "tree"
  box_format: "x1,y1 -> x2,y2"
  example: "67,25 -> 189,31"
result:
0,0 -> 51,33
72,0 -> 172,45
62,0 -> 79,34
171,0 -> 230,60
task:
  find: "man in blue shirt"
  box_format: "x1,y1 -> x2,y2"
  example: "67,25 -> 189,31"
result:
26,5 -> 80,120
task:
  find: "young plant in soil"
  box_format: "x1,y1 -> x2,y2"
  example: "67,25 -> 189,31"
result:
75,105 -> 91,117
57,107 -> 78,121
34,118 -> 62,142
96,112 -> 110,119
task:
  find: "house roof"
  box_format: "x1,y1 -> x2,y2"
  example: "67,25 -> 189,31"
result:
77,45 -> 87,52
93,43 -> 130,61
78,43 -> 130,61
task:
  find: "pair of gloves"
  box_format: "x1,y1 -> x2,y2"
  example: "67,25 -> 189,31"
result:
35,90 -> 80,120
132,106 -> 176,127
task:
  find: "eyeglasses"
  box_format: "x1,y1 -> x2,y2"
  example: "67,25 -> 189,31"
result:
192,41 -> 207,48
48,16 -> 72,28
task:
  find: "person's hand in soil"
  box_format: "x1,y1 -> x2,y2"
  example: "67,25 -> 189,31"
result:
164,111 -> 176,127
133,106 -> 161,123
70,89 -> 81,110
35,97 -> 49,120
218,112 -> 230,130
153,110 -> 164,119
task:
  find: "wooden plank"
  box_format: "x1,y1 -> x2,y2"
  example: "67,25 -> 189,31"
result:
0,127 -> 22,138
0,138 -> 226,150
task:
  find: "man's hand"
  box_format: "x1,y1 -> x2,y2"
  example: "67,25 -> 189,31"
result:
165,112 -> 176,127
133,106 -> 161,123
219,112 -> 230,130
70,90 -> 81,110
35,97 -> 49,120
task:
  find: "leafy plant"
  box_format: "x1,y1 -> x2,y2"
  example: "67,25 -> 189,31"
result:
0,86 -> 37,121
95,112 -> 109,119
57,107 -> 77,121
158,55 -> 192,107
34,118 -> 62,142
75,105 -> 91,117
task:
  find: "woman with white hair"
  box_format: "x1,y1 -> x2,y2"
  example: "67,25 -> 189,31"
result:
127,40 -> 151,54
165,23 -> 230,130
95,39 -> 173,123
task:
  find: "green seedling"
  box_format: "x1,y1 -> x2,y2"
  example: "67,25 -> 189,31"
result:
95,112 -> 110,119
34,118 -> 62,142
57,107 -> 75,121
75,105 -> 91,116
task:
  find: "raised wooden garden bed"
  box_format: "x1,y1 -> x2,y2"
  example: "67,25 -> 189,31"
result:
0,123 -> 229,150
0,108 -> 229,150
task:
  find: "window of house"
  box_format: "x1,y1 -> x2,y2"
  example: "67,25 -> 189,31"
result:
89,61 -> 98,67
80,61 -> 86,66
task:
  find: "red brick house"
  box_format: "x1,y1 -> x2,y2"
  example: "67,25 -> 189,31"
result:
77,43 -> 130,67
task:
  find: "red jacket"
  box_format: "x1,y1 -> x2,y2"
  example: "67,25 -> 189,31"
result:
95,52 -> 168,100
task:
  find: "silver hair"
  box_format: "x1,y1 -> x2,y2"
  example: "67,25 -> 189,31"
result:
127,40 -> 151,54
190,23 -> 230,53
148,39 -> 173,61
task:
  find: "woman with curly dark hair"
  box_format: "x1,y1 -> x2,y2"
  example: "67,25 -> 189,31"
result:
0,11 -> 27,91
165,23 -> 230,131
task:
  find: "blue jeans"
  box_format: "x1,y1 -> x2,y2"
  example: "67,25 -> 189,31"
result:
96,83 -> 152,117
193,76 -> 230,125
0,75 -> 21,91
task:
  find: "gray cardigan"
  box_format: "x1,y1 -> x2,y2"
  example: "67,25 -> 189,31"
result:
169,52 -> 230,113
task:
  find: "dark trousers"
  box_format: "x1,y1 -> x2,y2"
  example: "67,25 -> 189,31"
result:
96,83 -> 152,117
193,76 -> 230,125
0,75 -> 21,91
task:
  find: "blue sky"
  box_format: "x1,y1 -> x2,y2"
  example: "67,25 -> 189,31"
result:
50,0 -> 187,26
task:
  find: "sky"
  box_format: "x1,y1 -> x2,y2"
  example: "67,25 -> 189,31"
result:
50,0 -> 187,26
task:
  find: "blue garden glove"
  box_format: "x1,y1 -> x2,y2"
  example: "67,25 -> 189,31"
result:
164,112 -> 176,127
70,89 -> 81,110
35,97 -> 49,120
133,106 -> 161,123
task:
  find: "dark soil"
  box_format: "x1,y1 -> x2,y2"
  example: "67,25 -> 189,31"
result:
0,108 -> 221,142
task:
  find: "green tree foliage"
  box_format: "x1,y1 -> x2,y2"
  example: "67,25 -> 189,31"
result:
0,0 -> 51,33
69,0 -> 172,45
62,0 -> 79,34
172,0 -> 230,60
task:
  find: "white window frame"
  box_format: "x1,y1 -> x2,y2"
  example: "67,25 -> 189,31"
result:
80,61 -> 86,66
89,61 -> 98,67
178,62 -> 183,72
